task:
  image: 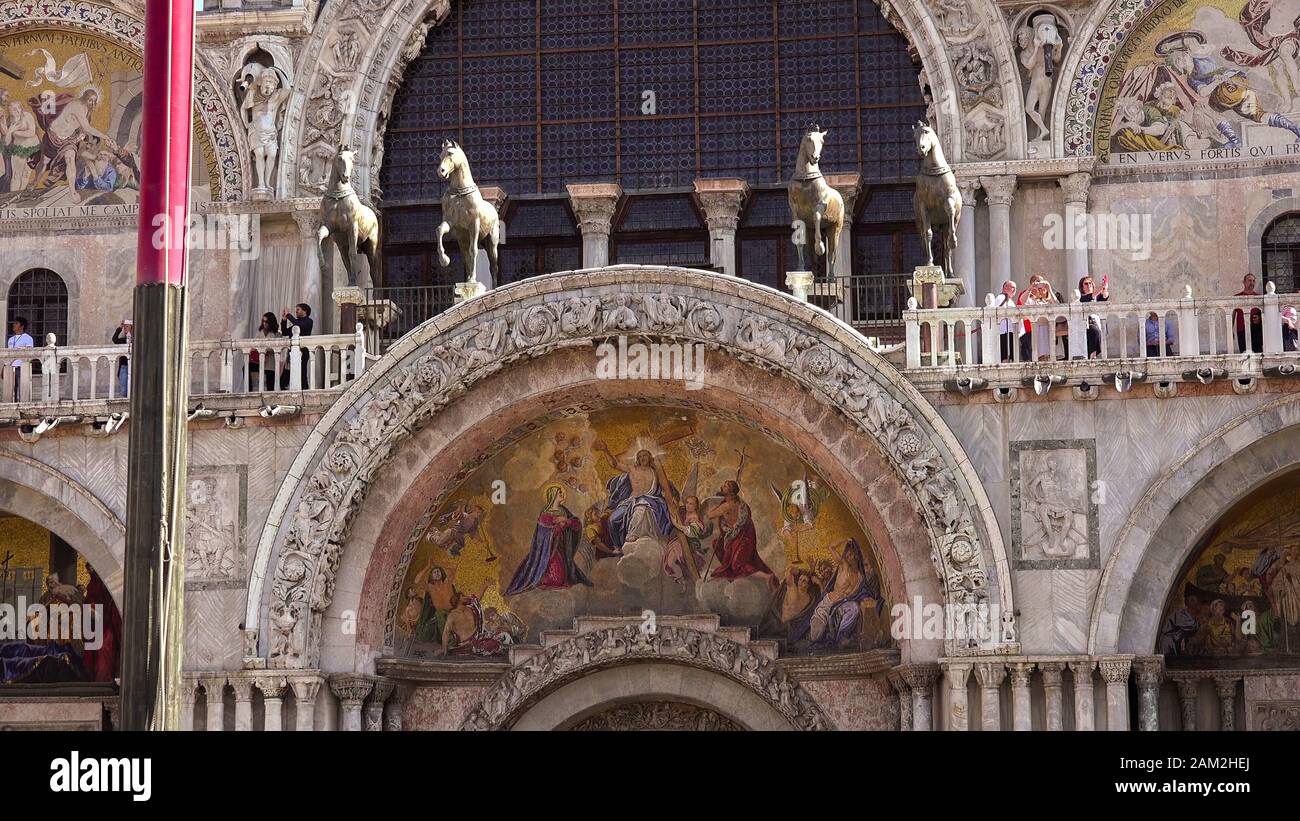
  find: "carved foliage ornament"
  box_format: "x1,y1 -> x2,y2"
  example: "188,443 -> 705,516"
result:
264,277 -> 1004,668
460,626 -> 830,731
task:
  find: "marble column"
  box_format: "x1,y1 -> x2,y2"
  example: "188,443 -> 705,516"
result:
955,177 -> 979,307
204,676 -> 226,732
900,664 -> 940,731
289,675 -> 322,732
1040,662 -> 1066,731
888,671 -> 912,731
1009,662 -> 1034,731
1213,676 -> 1239,731
828,173 -> 863,280
693,178 -> 749,277
1133,656 -> 1163,731
329,674 -> 375,732
258,676 -> 289,732
1058,172 -> 1091,284
1174,677 -> 1199,731
973,662 -> 1006,731
1069,660 -> 1096,731
181,677 -> 197,731
476,186 -> 509,290
941,661 -> 972,731
1099,656 -> 1133,731
978,175 -> 1016,290
567,183 -> 622,269
364,678 -> 395,732
386,684 -> 410,732
292,210 -> 327,332
230,677 -> 255,732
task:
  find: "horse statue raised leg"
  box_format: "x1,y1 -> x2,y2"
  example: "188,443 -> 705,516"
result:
787,123 -> 844,279
912,121 -> 962,277
318,145 -> 379,287
435,139 -> 500,285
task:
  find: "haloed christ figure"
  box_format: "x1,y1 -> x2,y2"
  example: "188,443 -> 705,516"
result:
505,484 -> 593,595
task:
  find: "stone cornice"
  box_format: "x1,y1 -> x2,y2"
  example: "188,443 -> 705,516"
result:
375,657 -> 512,686
775,648 -> 901,681
955,156 -> 1095,180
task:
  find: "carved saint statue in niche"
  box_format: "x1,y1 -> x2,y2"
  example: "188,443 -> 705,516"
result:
240,64 -> 290,196
1018,12 -> 1063,143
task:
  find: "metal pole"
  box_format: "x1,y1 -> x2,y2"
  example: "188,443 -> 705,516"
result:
120,0 -> 194,731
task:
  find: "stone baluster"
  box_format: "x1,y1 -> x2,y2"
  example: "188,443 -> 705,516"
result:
1009,662 -> 1034,731
828,173 -> 863,280
900,664 -> 940,731
1058,172 -> 1091,284
364,678 -> 395,732
1213,675 -> 1239,731
693,178 -> 749,277
1040,662 -> 1066,731
1099,656 -> 1133,731
204,675 -> 226,731
289,674 -> 322,732
567,183 -> 623,269
941,660 -> 972,731
974,661 -> 1006,731
1069,660 -> 1096,731
386,684 -> 410,732
231,677 -> 256,731
329,674 -> 375,732
955,177 -> 979,307
888,671 -> 912,732
978,175 -> 1016,290
1173,676 -> 1199,731
258,676 -> 289,732
1133,656 -> 1163,731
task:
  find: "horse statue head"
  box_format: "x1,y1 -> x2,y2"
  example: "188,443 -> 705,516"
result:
438,139 -> 469,182
912,121 -> 939,159
798,123 -> 829,171
330,144 -> 357,187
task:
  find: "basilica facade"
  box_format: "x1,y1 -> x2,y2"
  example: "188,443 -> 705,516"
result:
2,0 -> 1300,732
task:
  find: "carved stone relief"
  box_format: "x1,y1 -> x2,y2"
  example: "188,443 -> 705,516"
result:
1010,439 -> 1099,570
185,465 -> 248,584
568,701 -> 743,731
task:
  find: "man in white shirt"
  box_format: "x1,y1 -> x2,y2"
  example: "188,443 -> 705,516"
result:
994,280 -> 1018,362
7,316 -> 33,401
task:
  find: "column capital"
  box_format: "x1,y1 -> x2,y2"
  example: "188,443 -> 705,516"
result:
256,675 -> 290,700
229,677 -> 256,701
939,659 -> 973,688
291,208 -> 323,239
1212,674 -> 1240,699
1098,655 -> 1133,684
955,176 -> 980,202
1171,675 -> 1200,699
1009,661 -> 1035,687
974,661 -> 1007,688
825,172 -> 863,213
978,174 -> 1017,206
328,673 -> 375,707
1067,659 -> 1096,677
479,185 -> 509,211
1038,661 -> 1066,687
567,183 -> 623,237
1132,656 -> 1164,686
693,178 -> 750,232
203,674 -> 228,695
898,662 -> 941,691
287,673 -> 324,702
886,670 -> 909,696
1058,171 -> 1091,205
367,677 -> 396,706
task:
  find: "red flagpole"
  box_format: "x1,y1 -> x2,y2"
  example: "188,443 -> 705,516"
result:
121,0 -> 194,731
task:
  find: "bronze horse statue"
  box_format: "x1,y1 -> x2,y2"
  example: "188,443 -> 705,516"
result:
435,139 -> 500,284
912,121 -> 962,277
318,145 -> 379,287
788,124 -> 844,278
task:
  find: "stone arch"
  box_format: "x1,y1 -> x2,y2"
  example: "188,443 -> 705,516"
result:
0,450 -> 126,607
462,627 -> 827,730
1089,393 -> 1300,655
280,0 -> 1019,198
1247,196 -> 1300,281
0,0 -> 249,200
245,266 -> 1015,670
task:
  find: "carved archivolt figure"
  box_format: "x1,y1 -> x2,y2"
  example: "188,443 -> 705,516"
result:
239,64 -> 290,194
1018,13 -> 1063,142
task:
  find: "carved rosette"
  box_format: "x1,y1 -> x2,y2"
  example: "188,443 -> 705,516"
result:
261,269 -> 1012,668
460,626 -> 830,731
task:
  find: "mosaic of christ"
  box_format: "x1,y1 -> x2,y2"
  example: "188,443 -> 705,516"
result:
391,408 -> 893,660
0,28 -> 210,207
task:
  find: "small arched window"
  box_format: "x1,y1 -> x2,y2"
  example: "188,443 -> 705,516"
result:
1261,214 -> 1300,293
6,269 -> 70,345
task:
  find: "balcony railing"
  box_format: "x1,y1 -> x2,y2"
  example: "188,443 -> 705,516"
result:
903,286 -> 1298,374
362,285 -> 457,353
0,326 -> 365,407
809,272 -> 912,343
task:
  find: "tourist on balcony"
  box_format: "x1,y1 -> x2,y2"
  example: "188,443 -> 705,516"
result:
1233,273 -> 1263,353
1022,276 -> 1058,362
1282,306 -> 1298,352
1015,279 -> 1036,362
250,312 -> 280,392
994,280 -> 1018,362
279,303 -> 313,389
112,319 -> 132,398
1079,275 -> 1109,359
7,316 -> 33,401
1145,311 -> 1176,357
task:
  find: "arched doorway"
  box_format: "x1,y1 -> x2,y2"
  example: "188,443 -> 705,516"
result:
1262,213 -> 1300,294
5,268 -> 69,346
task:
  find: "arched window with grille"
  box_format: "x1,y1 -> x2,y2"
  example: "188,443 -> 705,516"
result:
6,269 -> 69,345
1262,214 -> 1300,293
